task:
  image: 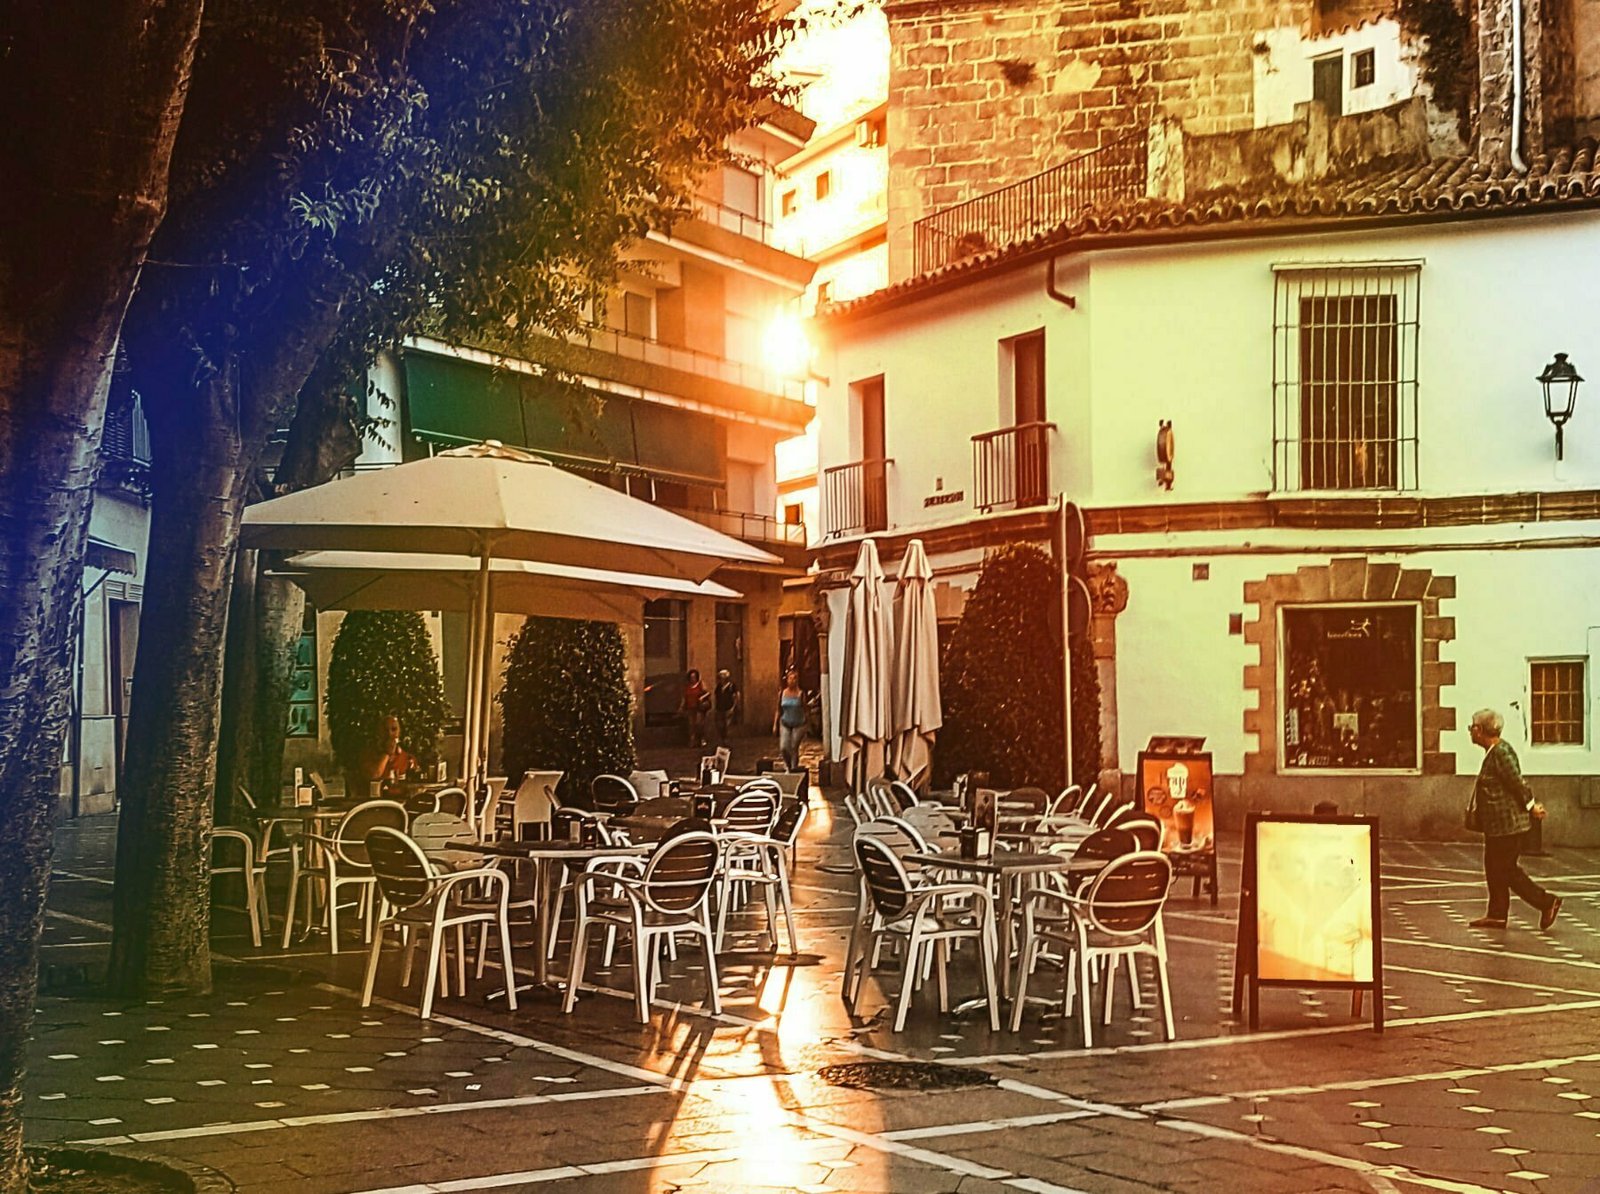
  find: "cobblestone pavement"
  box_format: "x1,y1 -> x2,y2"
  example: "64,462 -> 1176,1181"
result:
27,780 -> 1600,1193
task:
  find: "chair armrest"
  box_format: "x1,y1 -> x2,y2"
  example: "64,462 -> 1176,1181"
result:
906,882 -> 992,917
580,854 -> 645,875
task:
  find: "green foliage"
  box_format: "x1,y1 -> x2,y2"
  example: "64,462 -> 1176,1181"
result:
933,544 -> 1101,791
499,617 -> 635,801
325,611 -> 448,775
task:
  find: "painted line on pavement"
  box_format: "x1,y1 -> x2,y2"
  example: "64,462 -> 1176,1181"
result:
1385,935 -> 1600,971
1386,962 -> 1600,998
44,909 -> 112,932
938,997 -> 1600,1066
69,1083 -> 661,1146
879,1108 -> 1098,1140
1141,1049 -> 1600,1111
50,869 -> 115,886
1158,1117 -> 1503,1194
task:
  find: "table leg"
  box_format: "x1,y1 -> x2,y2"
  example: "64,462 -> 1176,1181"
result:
533,856 -> 551,987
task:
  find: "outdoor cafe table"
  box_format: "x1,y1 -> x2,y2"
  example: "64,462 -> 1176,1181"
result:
901,849 -> 1098,1001
459,839 -> 652,991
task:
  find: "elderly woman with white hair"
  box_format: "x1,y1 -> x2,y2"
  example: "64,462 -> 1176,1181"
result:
1466,708 -> 1560,931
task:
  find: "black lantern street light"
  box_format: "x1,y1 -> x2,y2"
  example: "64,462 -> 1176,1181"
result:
1538,352 -> 1583,461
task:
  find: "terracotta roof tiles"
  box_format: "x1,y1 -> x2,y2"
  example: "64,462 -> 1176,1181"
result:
821,141 -> 1600,321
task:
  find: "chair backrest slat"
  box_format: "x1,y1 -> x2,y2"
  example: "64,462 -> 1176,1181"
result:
722,791 -> 777,835
772,800 -> 806,848
644,832 -> 719,913
365,827 -> 435,911
855,835 -> 913,919
337,801 -> 409,867
1084,852 -> 1172,935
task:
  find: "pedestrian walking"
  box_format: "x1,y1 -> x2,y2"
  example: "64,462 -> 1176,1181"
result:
1465,707 -> 1560,930
713,668 -> 741,745
774,668 -> 807,771
682,668 -> 709,748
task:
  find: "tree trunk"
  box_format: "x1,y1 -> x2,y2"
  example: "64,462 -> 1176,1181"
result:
216,381 -> 362,817
0,3 -> 202,1187
107,370 -> 251,997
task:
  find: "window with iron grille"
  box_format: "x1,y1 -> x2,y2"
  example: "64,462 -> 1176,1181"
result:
1272,264 -> 1420,491
1530,658 -> 1586,745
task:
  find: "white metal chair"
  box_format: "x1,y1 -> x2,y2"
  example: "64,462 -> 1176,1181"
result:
852,835 -> 1001,1031
590,773 -> 641,815
409,811 -> 473,858
360,827 -> 517,1020
1009,851 -> 1175,1043
496,769 -> 562,841
209,827 -> 267,947
281,799 -> 407,952
562,830 -> 722,1023
714,789 -> 796,954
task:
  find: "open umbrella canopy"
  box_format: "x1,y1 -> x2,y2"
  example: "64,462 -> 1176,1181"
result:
240,441 -> 776,583
838,538 -> 894,793
275,551 -> 740,622
891,539 -> 942,789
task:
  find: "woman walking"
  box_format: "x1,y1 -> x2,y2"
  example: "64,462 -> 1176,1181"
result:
774,668 -> 807,772
1467,707 -> 1560,930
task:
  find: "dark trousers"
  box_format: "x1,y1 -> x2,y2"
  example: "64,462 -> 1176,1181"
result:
1483,832 -> 1554,919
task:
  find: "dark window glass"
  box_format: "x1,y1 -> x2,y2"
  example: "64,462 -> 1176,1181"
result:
1282,605 -> 1418,769
1530,660 -> 1585,745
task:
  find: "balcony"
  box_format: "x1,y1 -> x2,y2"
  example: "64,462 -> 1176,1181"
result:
689,196 -> 771,244
973,422 -> 1054,512
572,324 -> 805,403
670,505 -> 806,548
822,458 -> 890,540
912,133 -> 1147,276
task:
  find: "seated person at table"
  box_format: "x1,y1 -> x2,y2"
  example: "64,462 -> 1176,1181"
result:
359,714 -> 415,791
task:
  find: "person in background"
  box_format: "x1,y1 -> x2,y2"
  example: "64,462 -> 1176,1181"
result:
1467,707 -> 1560,931
774,668 -> 806,772
713,668 -> 741,746
361,713 -> 415,790
681,668 -> 709,748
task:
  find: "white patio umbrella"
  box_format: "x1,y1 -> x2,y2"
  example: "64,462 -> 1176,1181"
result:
890,539 -> 942,789
837,538 -> 894,795
241,442 -> 775,806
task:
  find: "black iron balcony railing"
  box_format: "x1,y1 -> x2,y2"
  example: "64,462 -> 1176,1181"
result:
671,505 -> 806,547
973,422 -> 1054,512
822,457 -> 890,540
913,133 -> 1147,275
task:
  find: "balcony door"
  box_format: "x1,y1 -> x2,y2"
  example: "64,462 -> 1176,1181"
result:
858,376 -> 887,532
1011,332 -> 1048,506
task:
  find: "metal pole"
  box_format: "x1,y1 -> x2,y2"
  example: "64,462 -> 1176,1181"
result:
72,568 -> 113,820
1056,501 -> 1075,788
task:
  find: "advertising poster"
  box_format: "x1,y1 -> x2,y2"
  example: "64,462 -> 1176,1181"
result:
1255,819 -> 1376,983
1137,751 -> 1214,856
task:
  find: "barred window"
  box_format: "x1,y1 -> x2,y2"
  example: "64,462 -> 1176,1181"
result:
1530,659 -> 1586,745
1273,264 -> 1420,491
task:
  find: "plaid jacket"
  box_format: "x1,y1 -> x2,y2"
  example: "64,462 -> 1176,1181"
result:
1472,740 -> 1533,838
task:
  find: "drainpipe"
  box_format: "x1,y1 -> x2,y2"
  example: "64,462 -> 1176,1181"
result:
1054,500 -> 1075,787
1045,257 -> 1077,309
1511,0 -> 1529,173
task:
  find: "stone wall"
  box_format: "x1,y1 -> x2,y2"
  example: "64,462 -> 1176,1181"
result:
884,0 -> 1317,279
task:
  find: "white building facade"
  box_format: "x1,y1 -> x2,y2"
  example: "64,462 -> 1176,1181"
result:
812,160 -> 1600,844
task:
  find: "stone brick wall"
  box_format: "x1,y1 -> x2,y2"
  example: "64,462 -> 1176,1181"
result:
884,0 -> 1316,279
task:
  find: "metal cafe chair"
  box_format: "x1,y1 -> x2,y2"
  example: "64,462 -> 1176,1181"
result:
591,773 -> 641,815
1009,851 -> 1175,1043
852,834 -> 1001,1032
281,799 -> 407,952
714,789 -> 797,954
360,826 -> 517,1021
208,827 -> 268,948
843,816 -> 942,1009
562,830 -> 723,1024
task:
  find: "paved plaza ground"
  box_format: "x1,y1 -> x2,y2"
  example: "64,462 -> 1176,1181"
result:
25,768 -> 1600,1193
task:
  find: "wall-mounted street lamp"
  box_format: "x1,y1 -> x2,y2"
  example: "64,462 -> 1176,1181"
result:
1538,352 -> 1582,460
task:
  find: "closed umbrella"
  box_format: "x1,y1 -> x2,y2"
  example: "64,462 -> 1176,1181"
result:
891,539 -> 941,789
837,538 -> 893,794
241,441 -> 773,809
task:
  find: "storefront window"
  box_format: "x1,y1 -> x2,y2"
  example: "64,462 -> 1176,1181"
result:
1282,604 -> 1418,770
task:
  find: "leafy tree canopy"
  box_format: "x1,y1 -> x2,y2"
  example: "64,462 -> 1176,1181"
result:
325,611 -> 449,778
500,617 -> 635,802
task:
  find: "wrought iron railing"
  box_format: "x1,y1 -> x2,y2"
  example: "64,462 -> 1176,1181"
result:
972,422 -> 1054,512
690,196 -> 771,243
574,324 -> 805,402
913,133 -> 1147,275
821,458 -> 890,539
670,505 -> 806,547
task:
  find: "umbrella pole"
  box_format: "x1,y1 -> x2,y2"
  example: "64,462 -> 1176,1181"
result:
1056,501 -> 1075,789
477,572 -> 494,795
467,549 -> 491,817
461,593 -> 480,823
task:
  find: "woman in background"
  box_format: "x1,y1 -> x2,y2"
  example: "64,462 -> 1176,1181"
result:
774,668 -> 807,771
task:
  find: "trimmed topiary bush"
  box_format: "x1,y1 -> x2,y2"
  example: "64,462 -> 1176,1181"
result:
325,610 -> 448,777
932,542 -> 1099,791
499,616 -> 635,802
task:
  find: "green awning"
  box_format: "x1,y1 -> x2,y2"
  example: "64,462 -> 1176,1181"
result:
404,351 -> 725,485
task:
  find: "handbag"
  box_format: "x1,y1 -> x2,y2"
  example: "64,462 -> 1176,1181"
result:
1464,790 -> 1482,833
